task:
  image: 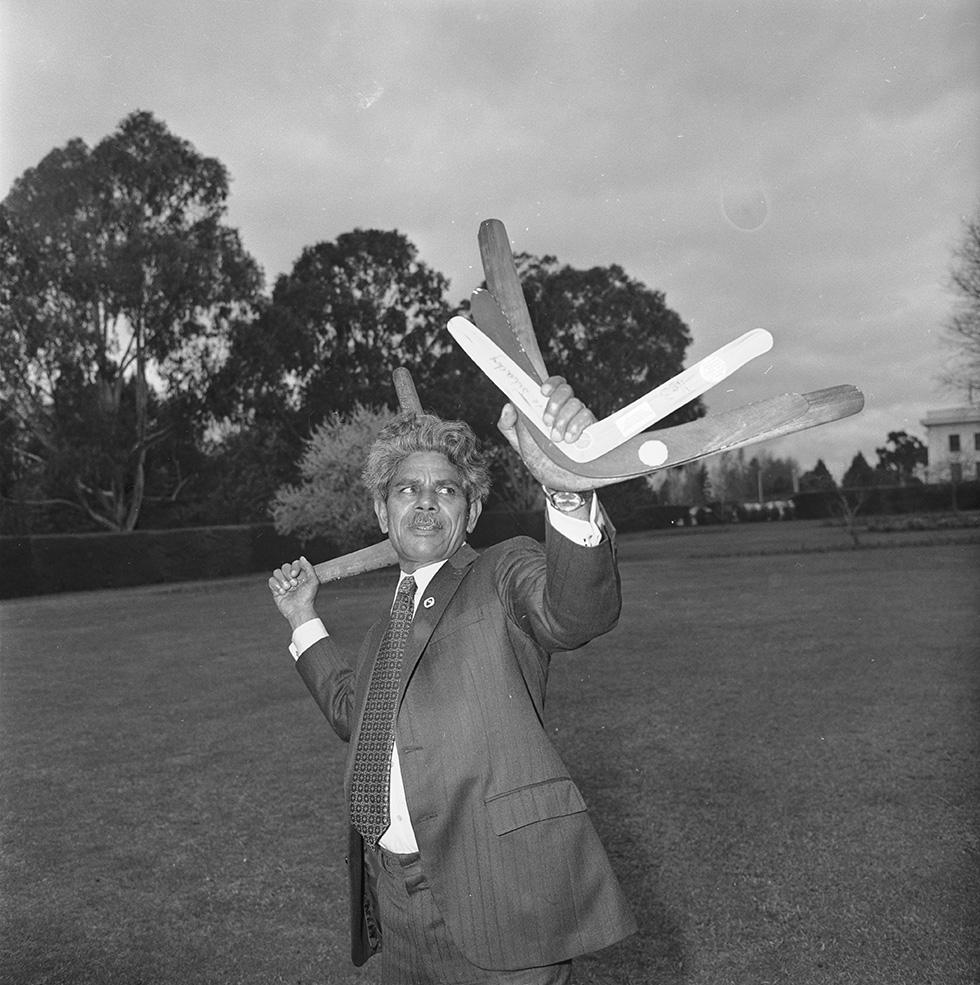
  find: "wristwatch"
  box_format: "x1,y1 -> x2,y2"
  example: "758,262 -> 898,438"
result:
542,486 -> 590,514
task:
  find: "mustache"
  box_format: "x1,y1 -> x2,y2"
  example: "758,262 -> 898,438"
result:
408,514 -> 444,530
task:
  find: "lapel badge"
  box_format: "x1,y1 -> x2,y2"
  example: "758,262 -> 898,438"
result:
423,596 -> 435,609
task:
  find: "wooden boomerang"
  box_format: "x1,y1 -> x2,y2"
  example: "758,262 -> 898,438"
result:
478,218 -> 548,382
468,289 -> 863,484
464,295 -> 775,463
473,219 -> 864,485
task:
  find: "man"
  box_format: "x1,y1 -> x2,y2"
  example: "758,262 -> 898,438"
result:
269,378 -> 636,984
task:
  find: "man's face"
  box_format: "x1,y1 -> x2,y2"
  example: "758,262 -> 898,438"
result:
374,451 -> 482,573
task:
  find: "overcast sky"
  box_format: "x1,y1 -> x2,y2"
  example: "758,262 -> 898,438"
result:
2,0 -> 977,479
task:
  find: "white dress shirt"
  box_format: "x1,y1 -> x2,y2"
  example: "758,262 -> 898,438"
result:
288,496 -> 604,853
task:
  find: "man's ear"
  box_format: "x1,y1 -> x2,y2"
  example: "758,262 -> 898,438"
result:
374,497 -> 389,534
466,498 -> 483,534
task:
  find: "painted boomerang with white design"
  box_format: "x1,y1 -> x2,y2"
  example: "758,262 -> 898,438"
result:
470,221 -> 863,485
455,301 -> 863,482
449,311 -> 774,463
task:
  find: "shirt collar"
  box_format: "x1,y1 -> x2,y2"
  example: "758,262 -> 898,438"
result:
397,558 -> 449,599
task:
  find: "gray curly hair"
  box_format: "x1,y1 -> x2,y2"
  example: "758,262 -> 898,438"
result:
361,412 -> 492,505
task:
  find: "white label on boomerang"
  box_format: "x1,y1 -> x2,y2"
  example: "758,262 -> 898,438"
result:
638,439 -> 669,466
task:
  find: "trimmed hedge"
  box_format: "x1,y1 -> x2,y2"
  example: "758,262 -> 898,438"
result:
0,525 -> 312,599
0,512 -> 546,599
792,481 -> 980,519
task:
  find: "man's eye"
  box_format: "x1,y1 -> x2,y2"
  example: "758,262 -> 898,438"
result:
438,485 -> 458,495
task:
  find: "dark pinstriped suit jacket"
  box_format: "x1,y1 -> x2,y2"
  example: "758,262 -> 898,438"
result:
295,517 -> 637,971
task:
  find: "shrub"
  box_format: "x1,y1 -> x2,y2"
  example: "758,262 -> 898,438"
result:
270,405 -> 394,551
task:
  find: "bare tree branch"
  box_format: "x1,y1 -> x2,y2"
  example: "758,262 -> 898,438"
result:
942,204 -> 980,401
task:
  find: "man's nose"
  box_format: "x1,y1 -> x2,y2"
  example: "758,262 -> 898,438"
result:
415,488 -> 437,509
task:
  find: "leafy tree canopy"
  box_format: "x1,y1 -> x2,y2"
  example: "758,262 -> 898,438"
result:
875,430 -> 927,485
3,115 -> 706,534
214,228 -> 453,433
841,451 -> 877,488
1,111 -> 262,530
799,458 -> 837,493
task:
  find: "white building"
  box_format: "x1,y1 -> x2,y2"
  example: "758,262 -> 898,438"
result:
920,405 -> 980,482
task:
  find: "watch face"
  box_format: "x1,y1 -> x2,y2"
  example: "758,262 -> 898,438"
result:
551,490 -> 585,512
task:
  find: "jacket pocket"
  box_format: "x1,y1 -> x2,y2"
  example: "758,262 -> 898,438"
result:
485,777 -> 587,835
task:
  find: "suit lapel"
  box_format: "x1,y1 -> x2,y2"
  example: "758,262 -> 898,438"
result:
397,543 -> 478,712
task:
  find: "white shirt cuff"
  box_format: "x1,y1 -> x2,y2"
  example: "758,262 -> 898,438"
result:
545,492 -> 604,547
288,618 -> 328,660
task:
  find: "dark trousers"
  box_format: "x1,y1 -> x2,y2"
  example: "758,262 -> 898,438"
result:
370,846 -> 573,985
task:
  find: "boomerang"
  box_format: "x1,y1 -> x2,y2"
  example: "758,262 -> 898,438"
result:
450,310 -> 774,463
470,219 -> 863,485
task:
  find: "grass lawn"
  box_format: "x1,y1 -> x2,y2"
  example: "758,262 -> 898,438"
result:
1,524 -> 977,984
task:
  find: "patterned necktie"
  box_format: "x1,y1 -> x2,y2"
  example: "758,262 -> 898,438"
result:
350,575 -> 416,845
